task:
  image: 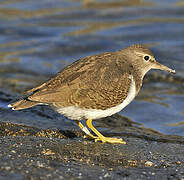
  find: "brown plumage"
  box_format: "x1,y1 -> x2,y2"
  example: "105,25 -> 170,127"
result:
11,51 -> 133,110
9,44 -> 175,144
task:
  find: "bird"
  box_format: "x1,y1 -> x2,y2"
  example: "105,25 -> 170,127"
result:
8,44 -> 176,144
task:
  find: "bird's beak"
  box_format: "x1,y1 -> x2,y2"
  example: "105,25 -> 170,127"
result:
151,61 -> 176,74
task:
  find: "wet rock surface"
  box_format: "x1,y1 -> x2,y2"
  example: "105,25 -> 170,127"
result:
0,113 -> 184,179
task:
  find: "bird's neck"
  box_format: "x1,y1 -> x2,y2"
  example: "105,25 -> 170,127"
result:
132,69 -> 144,95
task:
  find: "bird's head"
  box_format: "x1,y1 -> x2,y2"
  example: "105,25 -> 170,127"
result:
122,44 -> 176,76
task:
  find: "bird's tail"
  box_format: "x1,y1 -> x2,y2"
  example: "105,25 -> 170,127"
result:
8,99 -> 39,110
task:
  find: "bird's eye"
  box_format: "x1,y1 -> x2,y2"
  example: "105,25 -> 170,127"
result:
144,55 -> 150,61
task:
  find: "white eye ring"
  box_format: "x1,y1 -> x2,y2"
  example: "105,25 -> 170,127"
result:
144,55 -> 150,61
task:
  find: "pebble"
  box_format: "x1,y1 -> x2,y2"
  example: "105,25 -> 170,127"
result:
145,161 -> 153,167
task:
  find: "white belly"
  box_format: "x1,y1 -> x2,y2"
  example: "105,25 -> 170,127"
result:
56,75 -> 136,120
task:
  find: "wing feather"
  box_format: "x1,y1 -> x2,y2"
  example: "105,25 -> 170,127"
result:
26,52 -> 132,109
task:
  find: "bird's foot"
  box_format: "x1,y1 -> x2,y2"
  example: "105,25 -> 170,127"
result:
94,136 -> 126,144
85,119 -> 126,144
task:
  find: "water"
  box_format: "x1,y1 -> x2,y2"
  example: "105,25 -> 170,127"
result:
0,0 -> 184,136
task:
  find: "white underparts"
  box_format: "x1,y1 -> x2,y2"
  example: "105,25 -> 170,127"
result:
56,75 -> 136,120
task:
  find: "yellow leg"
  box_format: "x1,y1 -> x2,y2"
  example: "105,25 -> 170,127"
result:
74,120 -> 96,139
86,119 -> 126,144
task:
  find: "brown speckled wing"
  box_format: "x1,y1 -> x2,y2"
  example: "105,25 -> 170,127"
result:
27,52 -> 132,110
69,72 -> 131,110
